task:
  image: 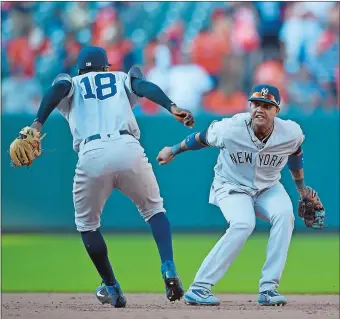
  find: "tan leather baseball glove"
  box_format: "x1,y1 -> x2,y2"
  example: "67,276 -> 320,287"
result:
9,126 -> 46,167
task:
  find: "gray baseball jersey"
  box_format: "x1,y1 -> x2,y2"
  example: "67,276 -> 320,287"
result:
188,112 -> 304,294
51,71 -> 165,232
53,71 -> 140,152
206,113 -> 305,199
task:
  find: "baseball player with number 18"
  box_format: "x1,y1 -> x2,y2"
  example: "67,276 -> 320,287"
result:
157,84 -> 326,306
9,46 -> 195,307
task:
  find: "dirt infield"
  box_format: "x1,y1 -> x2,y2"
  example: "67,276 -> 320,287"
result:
2,293 -> 339,319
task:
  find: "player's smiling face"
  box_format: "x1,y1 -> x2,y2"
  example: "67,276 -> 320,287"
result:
250,101 -> 279,128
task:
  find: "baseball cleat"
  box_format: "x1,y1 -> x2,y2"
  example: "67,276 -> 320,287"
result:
258,289 -> 287,306
184,288 -> 220,306
95,281 -> 127,308
161,260 -> 184,302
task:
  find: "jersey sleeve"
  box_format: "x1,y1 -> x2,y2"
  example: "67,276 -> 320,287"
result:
206,118 -> 230,148
286,120 -> 305,154
121,71 -> 139,107
293,124 -> 305,152
52,73 -> 73,116
52,73 -> 74,98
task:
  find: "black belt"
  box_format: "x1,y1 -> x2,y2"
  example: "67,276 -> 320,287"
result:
84,130 -> 134,145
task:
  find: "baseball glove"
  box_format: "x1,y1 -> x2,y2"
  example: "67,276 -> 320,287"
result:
298,186 -> 325,229
9,126 -> 46,167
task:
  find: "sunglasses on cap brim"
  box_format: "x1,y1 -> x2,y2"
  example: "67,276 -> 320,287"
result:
249,92 -> 279,106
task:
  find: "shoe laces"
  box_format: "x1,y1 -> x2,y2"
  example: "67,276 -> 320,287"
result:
263,289 -> 280,297
271,289 -> 280,296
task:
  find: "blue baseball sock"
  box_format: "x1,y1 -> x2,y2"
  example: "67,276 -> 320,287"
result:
148,213 -> 173,263
81,228 -> 117,286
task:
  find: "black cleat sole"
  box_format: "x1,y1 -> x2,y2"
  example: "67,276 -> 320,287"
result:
112,296 -> 127,308
165,278 -> 184,302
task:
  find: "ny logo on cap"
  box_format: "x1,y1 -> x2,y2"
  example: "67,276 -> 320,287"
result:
261,88 -> 269,97
86,62 -> 92,66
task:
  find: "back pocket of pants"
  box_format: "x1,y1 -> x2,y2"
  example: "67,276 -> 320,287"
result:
82,148 -> 105,158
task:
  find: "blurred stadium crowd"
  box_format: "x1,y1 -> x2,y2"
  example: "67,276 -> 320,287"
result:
2,1 -> 339,116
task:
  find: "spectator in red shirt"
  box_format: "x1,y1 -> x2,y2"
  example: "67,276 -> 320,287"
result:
203,89 -> 247,115
7,23 -> 51,77
143,37 -> 159,73
162,20 -> 184,65
203,54 -> 247,115
95,17 -> 135,72
92,6 -> 118,48
62,32 -> 81,74
190,27 -> 230,89
105,37 -> 135,73
7,36 -> 35,77
253,60 -> 287,105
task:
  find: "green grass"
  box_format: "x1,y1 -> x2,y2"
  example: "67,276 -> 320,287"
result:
2,233 -> 339,294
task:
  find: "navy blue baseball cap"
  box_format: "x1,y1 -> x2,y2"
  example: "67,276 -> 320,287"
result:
248,84 -> 281,107
77,46 -> 111,71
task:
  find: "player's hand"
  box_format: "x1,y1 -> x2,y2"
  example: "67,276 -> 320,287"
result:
157,147 -> 175,165
170,104 -> 195,128
298,186 -> 325,229
9,126 -> 46,167
299,186 -> 324,211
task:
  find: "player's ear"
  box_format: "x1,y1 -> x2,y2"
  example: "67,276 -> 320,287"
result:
275,107 -> 280,115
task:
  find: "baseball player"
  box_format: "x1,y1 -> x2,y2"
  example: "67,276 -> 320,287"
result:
9,46 -> 195,307
157,84 -> 325,306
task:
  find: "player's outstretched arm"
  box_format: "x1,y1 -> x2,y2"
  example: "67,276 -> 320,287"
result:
131,78 -> 194,128
9,79 -> 71,167
157,131 -> 208,165
31,80 -> 72,131
287,147 -> 325,228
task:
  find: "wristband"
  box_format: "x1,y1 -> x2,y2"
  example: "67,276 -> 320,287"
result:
185,133 -> 206,150
171,143 -> 183,156
287,153 -> 304,171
